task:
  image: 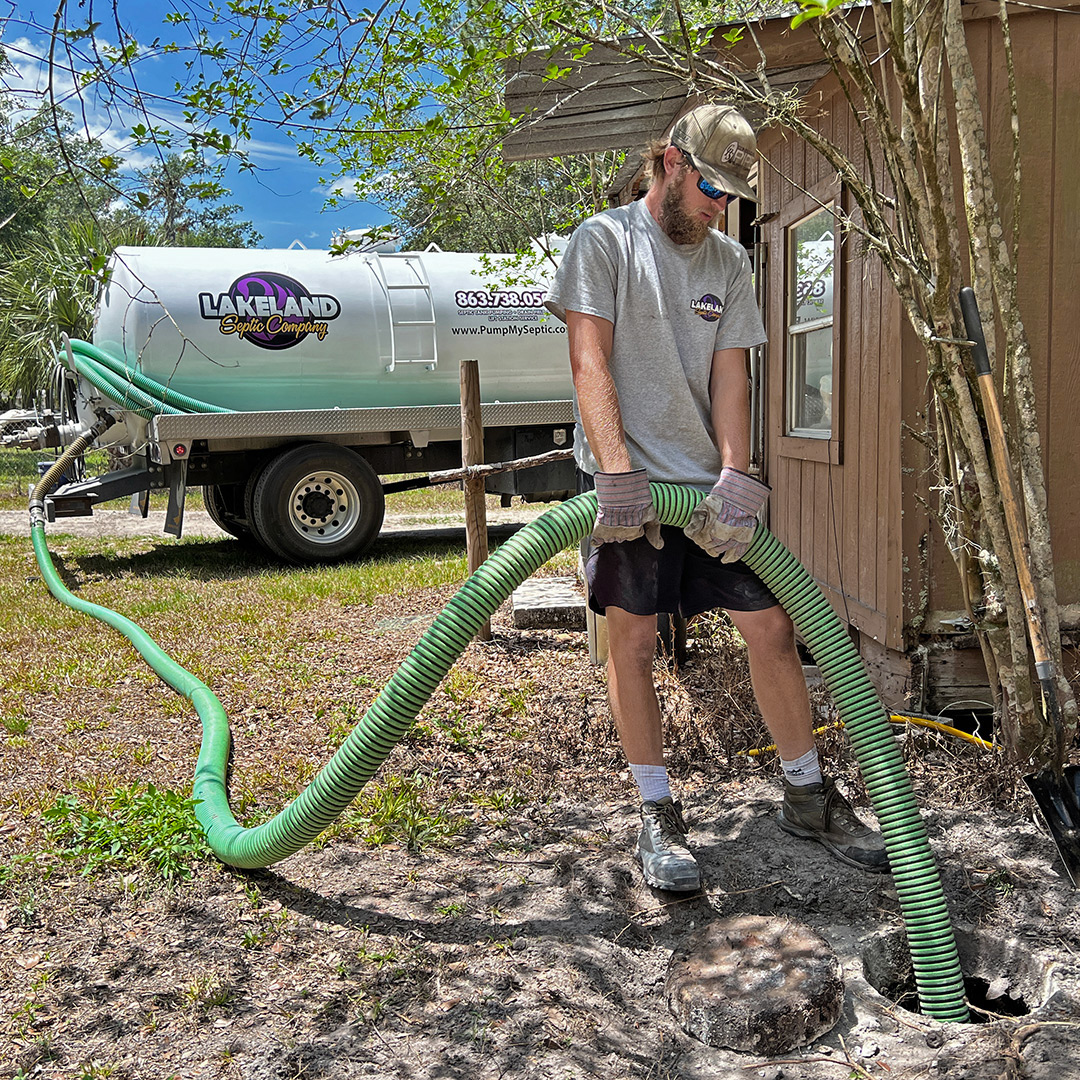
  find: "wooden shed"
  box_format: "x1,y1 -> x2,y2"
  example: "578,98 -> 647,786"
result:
505,1 -> 1080,718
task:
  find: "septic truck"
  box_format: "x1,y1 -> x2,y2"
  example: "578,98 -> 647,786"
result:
3,245 -> 576,562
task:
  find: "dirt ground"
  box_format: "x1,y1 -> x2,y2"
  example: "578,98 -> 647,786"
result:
2,512 -> 1080,1080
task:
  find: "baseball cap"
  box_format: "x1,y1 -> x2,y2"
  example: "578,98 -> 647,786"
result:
670,103 -> 758,203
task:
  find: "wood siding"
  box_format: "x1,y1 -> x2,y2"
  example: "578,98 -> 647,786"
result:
760,5 -> 1080,686
934,7 -> 1080,611
759,76 -> 904,652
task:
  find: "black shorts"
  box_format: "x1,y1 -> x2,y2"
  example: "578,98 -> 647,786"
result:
578,471 -> 778,618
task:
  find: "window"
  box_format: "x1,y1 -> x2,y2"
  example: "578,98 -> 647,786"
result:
786,207 -> 836,438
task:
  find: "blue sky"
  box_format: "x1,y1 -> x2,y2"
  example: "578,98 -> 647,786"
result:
2,1 -> 393,249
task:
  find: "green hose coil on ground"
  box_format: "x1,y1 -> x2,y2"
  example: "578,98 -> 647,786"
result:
31,454 -> 968,1019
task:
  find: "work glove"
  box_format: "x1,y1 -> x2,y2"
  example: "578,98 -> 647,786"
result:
592,468 -> 664,550
684,467 -> 770,563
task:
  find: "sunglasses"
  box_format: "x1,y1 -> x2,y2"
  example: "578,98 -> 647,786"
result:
675,147 -> 729,202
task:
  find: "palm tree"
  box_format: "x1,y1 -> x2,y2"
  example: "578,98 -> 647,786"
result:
0,219 -> 153,400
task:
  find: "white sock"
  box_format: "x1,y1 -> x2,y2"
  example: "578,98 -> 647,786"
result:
780,747 -> 822,787
630,763 -> 672,803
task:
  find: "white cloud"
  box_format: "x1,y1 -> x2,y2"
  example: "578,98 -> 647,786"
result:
243,137 -> 309,165
2,28 -> 309,179
318,178 -> 367,201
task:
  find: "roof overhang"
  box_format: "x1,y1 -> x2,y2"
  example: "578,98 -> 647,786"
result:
503,0 -> 1080,171
502,17 -> 836,165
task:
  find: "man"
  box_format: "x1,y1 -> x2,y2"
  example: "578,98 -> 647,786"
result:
544,102 -> 888,891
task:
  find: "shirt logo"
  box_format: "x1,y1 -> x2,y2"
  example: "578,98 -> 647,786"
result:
691,294 -> 724,322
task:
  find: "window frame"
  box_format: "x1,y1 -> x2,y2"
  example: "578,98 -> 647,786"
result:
777,179 -> 843,466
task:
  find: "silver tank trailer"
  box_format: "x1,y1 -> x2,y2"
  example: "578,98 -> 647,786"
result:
94,246 -> 571,411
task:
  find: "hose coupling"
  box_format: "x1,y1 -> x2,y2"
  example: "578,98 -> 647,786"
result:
92,410 -> 119,434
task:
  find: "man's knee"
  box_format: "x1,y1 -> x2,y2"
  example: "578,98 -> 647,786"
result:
606,607 -> 660,672
731,605 -> 797,658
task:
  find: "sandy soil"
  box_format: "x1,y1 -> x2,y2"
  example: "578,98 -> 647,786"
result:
2,513 -> 1079,1080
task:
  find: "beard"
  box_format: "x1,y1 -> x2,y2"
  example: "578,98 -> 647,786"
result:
658,171 -> 712,245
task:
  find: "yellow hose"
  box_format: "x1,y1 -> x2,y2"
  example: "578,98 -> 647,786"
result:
738,712 -> 997,757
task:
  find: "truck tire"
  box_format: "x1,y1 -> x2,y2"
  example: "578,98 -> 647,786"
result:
252,444 -> 385,564
204,483 -> 255,541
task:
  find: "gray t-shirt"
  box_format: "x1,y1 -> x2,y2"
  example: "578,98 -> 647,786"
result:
545,198 -> 766,488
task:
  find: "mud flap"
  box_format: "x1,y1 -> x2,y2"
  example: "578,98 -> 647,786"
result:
165,459 -> 187,538
1024,765 -> 1080,887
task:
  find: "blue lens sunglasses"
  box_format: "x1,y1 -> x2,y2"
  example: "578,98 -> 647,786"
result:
675,146 -> 730,202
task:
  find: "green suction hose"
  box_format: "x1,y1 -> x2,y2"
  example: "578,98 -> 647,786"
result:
29,468 -> 969,1021
31,359 -> 969,1020
63,345 -> 180,419
650,491 -> 968,1024
63,339 -> 230,415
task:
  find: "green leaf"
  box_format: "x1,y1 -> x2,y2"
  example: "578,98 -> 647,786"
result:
792,0 -> 833,27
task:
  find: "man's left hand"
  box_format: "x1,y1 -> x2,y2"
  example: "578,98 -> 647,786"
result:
684,467 -> 770,563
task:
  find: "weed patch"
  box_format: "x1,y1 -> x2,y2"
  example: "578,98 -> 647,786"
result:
42,782 -> 211,882
346,772 -> 465,850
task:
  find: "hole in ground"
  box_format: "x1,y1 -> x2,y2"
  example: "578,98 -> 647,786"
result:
869,977 -> 1029,1022
965,976 -> 1030,1020
862,927 -> 1042,1021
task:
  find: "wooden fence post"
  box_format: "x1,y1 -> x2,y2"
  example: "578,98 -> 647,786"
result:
460,359 -> 491,641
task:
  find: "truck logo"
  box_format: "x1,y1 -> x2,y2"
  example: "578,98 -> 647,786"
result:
199,272 -> 342,350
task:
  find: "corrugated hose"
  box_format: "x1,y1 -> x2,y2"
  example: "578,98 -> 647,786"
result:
30,343 -> 970,1022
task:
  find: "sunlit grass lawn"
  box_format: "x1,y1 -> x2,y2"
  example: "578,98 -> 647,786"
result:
0,483 -> 577,763
0,520 -> 578,888
0,447 -> 205,512
1,529 -> 471,709
0,440 -> 576,856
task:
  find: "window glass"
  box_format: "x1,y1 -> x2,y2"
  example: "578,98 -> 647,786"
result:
786,208 -> 835,436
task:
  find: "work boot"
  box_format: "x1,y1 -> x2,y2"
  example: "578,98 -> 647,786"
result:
778,775 -> 890,873
636,797 -> 701,892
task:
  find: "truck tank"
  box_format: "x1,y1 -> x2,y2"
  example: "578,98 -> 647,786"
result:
94,246 -> 571,411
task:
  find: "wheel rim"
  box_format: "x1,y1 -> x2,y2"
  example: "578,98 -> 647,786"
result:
286,470 -> 363,545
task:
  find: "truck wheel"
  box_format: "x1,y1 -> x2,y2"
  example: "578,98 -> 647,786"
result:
252,444 -> 385,564
204,483 -> 254,541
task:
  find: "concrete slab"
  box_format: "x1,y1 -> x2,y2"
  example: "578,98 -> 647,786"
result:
511,575 -> 586,630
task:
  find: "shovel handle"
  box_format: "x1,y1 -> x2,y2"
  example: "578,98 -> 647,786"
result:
958,288 -> 1053,676
958,288 -> 992,377
960,289 -> 1065,772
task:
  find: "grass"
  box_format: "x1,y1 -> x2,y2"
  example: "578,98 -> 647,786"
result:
345,772 -> 466,850
0,447 -> 203,512
0,473 -> 581,894
42,782 -> 212,882
0,528 -> 474,690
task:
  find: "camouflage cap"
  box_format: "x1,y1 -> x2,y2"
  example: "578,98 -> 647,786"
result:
670,103 -> 757,203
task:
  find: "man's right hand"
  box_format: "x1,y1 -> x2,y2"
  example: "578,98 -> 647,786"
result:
592,469 -> 664,549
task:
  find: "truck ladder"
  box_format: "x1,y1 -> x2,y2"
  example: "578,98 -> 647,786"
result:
369,253 -> 438,372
